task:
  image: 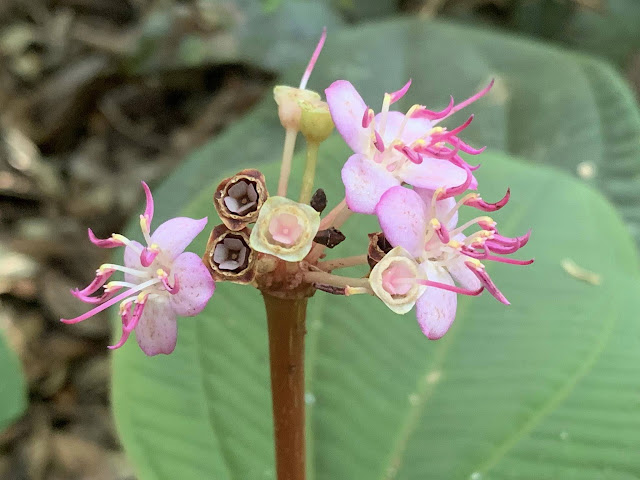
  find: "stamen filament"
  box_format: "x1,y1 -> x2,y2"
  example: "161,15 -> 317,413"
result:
299,27 -> 327,90
318,255 -> 369,271
277,128 -> 299,197
304,271 -> 371,290
101,264 -> 149,278
61,278 -> 161,324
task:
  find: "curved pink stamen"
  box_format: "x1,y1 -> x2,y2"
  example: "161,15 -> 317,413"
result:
88,229 -> 124,248
465,188 -> 510,212
389,79 -> 412,104
140,247 -> 159,267
435,223 -> 450,244
74,268 -> 115,296
161,274 -> 180,295
61,278 -> 158,324
413,96 -> 454,120
299,27 -> 327,90
483,255 -> 534,266
465,261 -> 509,305
457,138 -> 486,155
362,107 -> 374,128
395,145 -> 422,164
373,130 -> 385,152
438,166 -> 474,199
416,279 -> 484,296
442,114 -> 474,138
108,297 -> 148,350
446,79 -> 494,118
71,285 -> 122,304
484,242 -> 521,255
141,181 -> 154,232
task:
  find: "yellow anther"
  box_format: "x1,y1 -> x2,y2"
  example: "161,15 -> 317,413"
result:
149,243 -> 160,252
430,218 -> 441,229
413,138 -> 426,147
467,258 -> 483,268
406,104 -> 421,117
345,286 -> 369,296
112,234 -> 127,243
448,240 -> 462,249
156,268 -> 166,278
136,292 -> 148,303
139,215 -> 149,231
430,127 -> 445,135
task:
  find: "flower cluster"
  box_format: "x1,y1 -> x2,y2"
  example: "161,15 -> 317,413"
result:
62,28 -> 532,355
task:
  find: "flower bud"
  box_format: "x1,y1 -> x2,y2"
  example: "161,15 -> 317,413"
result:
310,188 -> 327,213
299,99 -> 334,143
369,247 -> 426,314
273,86 -> 321,131
214,169 -> 268,231
249,196 -> 320,263
204,225 -> 256,284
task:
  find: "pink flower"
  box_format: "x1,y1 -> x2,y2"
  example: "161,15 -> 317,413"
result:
62,182 -> 215,356
325,79 -> 493,214
374,185 -> 532,339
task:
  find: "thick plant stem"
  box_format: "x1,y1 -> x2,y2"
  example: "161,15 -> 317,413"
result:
263,293 -> 308,480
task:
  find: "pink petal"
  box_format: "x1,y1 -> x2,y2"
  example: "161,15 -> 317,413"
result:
325,80 -> 369,154
342,153 -> 400,214
414,188 -> 458,230
376,111 -> 433,146
151,217 -> 208,260
375,186 -> 427,258
123,240 -> 144,283
135,296 -> 178,356
415,264 -> 457,340
169,252 -> 215,317
399,156 -> 471,190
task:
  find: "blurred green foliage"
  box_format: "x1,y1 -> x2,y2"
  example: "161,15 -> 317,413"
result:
0,334 -> 26,433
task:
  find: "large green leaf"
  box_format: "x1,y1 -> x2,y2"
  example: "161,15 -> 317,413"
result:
149,18 -> 640,247
113,17 -> 640,480
113,141 -> 640,479
0,332 -> 26,432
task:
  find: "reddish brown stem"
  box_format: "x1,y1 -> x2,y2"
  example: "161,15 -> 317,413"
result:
263,293 -> 308,480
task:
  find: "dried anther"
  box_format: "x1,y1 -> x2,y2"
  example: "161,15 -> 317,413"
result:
314,227 -> 346,249
367,232 -> 393,268
204,225 -> 256,284
310,188 -> 327,213
214,169 -> 268,231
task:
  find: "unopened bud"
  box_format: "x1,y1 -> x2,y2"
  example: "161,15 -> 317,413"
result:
204,225 -> 256,284
310,188 -> 327,213
249,196 -> 320,263
299,99 -> 334,143
313,227 -> 346,249
273,86 -> 321,131
367,231 -> 393,269
214,169 -> 268,231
